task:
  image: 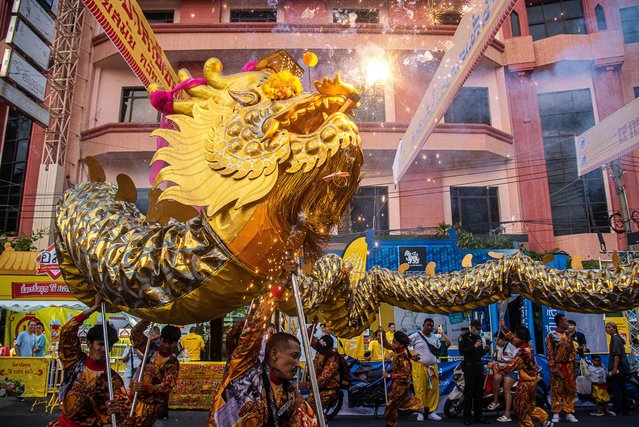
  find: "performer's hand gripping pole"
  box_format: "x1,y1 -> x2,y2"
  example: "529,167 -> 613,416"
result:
100,303 -> 117,427
291,268 -> 327,427
378,306 -> 389,406
129,321 -> 155,418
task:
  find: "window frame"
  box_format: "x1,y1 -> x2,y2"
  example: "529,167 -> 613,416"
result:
339,186 -> 389,233
620,6 -> 639,44
450,186 -> 501,235
229,8 -> 277,23
526,0 -> 587,41
444,87 -> 491,125
332,8 -> 380,24
119,87 -> 161,123
142,10 -> 174,24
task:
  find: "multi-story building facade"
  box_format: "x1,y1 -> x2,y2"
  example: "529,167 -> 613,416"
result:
2,0 -> 638,260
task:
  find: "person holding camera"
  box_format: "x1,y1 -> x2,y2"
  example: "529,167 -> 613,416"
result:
410,318 -> 450,421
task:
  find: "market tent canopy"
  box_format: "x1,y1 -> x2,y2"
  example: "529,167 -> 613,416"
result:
0,300 -> 88,312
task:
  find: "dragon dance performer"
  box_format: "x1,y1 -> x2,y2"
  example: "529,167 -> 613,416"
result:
51,295 -> 129,427
490,327 -> 553,427
382,331 -> 423,427
299,328 -> 341,417
545,314 -> 578,424
129,321 -> 181,427
208,257 -> 318,427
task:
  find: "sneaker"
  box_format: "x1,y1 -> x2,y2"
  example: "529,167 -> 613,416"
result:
496,415 -> 512,422
428,412 -> 442,421
417,413 -> 424,422
542,421 -> 554,427
607,411 -> 616,416
590,411 -> 604,416
551,413 -> 560,423
565,413 -> 578,423
487,402 -> 501,411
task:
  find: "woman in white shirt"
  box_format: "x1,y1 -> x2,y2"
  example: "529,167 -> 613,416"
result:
488,330 -> 519,422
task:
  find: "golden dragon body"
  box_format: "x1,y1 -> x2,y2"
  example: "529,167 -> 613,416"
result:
55,52 -> 639,337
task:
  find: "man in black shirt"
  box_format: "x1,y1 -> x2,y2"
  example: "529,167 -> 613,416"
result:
567,319 -> 587,357
458,319 -> 490,425
606,322 -> 631,415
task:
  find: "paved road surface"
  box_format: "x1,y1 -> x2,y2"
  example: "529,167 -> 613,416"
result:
1,398 -> 636,426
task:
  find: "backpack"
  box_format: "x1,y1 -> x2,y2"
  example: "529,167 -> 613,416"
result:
335,353 -> 351,388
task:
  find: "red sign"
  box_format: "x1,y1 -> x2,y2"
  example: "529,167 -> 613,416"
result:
35,244 -> 62,280
11,282 -> 72,298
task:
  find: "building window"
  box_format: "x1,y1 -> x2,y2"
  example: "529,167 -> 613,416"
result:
537,89 -> 608,236
511,11 -> 521,36
119,87 -> 160,123
340,186 -> 388,233
450,187 -> 501,235
438,11 -> 462,25
444,87 -> 490,125
143,11 -> 174,23
634,87 -> 639,98
527,0 -> 586,41
0,109 -> 32,233
620,6 -> 639,43
332,9 -> 379,24
595,4 -> 607,30
356,84 -> 385,122
230,9 -> 276,22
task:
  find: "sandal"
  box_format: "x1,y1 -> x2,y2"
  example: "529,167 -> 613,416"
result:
497,415 -> 512,422
487,402 -> 501,411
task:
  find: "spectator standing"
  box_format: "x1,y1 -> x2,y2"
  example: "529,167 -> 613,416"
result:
180,326 -> 206,361
15,320 -> 37,356
34,322 -> 47,357
386,322 -> 396,342
368,329 -> 392,361
546,313 -> 578,423
458,319 -> 490,425
436,325 -> 450,362
410,318 -> 450,421
605,321 -> 631,415
567,320 -> 587,358
0,341 -> 10,356
121,344 -> 143,391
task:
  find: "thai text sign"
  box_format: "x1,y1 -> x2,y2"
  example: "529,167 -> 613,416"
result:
12,282 -> 72,298
12,0 -> 55,44
398,246 -> 427,271
576,98 -> 639,176
6,16 -> 52,70
393,0 -> 516,183
0,79 -> 49,126
36,244 -> 62,280
0,357 -> 50,397
82,0 -> 178,89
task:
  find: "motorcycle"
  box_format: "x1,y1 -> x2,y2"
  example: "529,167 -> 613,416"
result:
444,361 -> 549,418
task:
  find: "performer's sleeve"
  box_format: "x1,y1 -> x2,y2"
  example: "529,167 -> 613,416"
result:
316,356 -> 340,387
147,359 -> 179,397
494,353 -> 524,375
131,320 -> 150,352
113,374 -> 131,424
58,313 -> 88,370
545,335 -> 554,365
391,356 -> 411,382
227,288 -> 281,381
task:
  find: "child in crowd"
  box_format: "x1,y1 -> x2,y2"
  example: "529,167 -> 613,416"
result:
590,355 -> 613,416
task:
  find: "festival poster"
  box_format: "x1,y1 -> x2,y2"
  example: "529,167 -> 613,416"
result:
0,357 -> 50,397
605,316 -> 631,353
169,362 -> 225,409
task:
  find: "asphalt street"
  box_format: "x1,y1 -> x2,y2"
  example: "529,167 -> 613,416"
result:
0,398 -> 637,426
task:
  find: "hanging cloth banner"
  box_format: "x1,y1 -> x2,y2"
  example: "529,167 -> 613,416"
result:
81,0 -> 178,89
392,0 -> 517,183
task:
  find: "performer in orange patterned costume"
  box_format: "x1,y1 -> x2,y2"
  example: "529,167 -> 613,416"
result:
491,327 -> 553,427
299,331 -> 341,416
208,257 -> 318,427
129,321 -> 181,427
51,295 -> 129,427
545,313 -> 578,423
382,331 -> 423,427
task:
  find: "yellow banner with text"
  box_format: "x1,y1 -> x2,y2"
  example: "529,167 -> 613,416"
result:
0,357 -> 50,397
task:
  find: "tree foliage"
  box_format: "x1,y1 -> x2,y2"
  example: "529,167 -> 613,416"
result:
0,229 -> 48,254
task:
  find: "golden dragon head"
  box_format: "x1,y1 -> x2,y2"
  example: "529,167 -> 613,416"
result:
149,51 -> 364,260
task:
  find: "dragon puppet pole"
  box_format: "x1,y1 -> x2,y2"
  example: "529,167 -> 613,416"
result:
129,321 -> 155,418
291,272 -> 326,427
378,306 -> 389,406
100,303 -> 118,427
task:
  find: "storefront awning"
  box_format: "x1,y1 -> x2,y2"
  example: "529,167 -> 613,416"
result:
0,299 -> 88,312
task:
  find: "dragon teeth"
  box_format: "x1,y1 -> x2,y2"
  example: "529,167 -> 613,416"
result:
322,112 -> 329,121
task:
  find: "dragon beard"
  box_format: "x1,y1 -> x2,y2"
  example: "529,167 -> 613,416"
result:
269,143 -> 363,261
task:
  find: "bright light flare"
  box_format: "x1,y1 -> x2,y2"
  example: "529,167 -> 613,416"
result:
364,58 -> 391,86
